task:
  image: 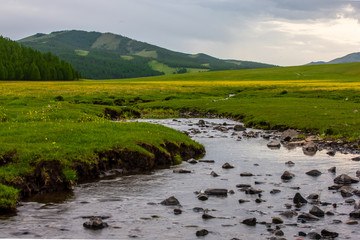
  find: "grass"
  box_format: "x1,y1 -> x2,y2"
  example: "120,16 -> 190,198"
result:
1,61 -> 360,210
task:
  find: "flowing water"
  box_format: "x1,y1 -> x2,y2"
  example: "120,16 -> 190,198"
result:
0,118 -> 359,239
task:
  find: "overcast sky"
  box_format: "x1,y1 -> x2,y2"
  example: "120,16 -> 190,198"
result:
1,0 -> 360,66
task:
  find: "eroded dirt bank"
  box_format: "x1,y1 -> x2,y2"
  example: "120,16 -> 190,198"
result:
4,142 -> 204,206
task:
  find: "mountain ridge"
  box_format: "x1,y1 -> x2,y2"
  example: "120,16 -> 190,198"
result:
307,52 -> 360,65
18,30 -> 277,79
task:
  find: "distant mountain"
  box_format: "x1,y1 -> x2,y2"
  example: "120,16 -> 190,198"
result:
307,52 -> 360,65
18,30 -> 277,79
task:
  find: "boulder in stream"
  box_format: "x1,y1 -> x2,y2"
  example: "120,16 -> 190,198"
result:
204,188 -> 228,196
281,171 -> 295,180
161,196 -> 181,206
222,162 -> 234,169
334,174 -> 359,184
83,217 -> 109,230
306,169 -> 322,177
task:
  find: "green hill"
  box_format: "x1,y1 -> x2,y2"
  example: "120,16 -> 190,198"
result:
18,30 -> 277,79
0,36 -> 80,80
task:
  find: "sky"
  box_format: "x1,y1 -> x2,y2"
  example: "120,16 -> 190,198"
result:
1,0 -> 360,66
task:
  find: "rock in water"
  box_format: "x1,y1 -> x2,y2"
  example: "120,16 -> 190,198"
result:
161,196 -> 181,206
202,213 -> 215,219
204,188 -> 228,196
242,218 -> 257,226
173,168 -> 191,174
298,213 -> 320,222
309,206 -> 325,217
210,171 -> 219,177
281,171 -> 295,180
222,162 -> 234,169
306,169 -> 322,177
334,174 -> 359,184
321,229 -> 339,238
267,141 -> 281,148
196,229 -> 209,237
280,129 -> 298,142
293,193 -> 308,204
234,124 -> 246,131
350,209 -> 360,218
197,193 -> 208,201
272,217 -> 284,224
240,172 -> 254,177
302,141 -> 318,156
307,232 -> 321,239
83,217 -> 109,230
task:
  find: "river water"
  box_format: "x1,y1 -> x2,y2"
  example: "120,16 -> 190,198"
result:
0,118 -> 359,239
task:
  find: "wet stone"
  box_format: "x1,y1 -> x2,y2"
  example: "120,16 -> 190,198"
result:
293,193 -> 308,204
270,189 -> 281,194
240,172 -> 254,177
267,141 -> 281,148
187,159 -> 198,164
236,184 -> 251,188
307,193 -> 319,200
210,171 -> 219,177
346,220 -> 358,225
83,217 -> 109,230
350,209 -> 360,218
160,196 -> 181,206
173,169 -> 191,174
309,206 -> 325,217
321,229 -> 339,238
328,166 -> 336,173
285,161 -> 295,166
199,160 -> 215,163
280,210 -> 297,218
174,209 -> 182,215
244,187 -> 263,195
233,124 -> 246,131
305,169 -> 322,177
298,213 -> 320,221
308,231 -> 321,239
196,229 -> 209,237
222,162 -> 234,169
351,156 -> 360,161
204,188 -> 228,196
197,194 -> 208,201
334,174 -> 359,184
242,218 -> 257,226
272,217 -> 284,224
238,199 -> 250,204
202,213 -> 215,219
281,171 -> 295,180
327,150 -> 336,156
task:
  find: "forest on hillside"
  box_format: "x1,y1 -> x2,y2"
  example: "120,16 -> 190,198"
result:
0,36 -> 81,80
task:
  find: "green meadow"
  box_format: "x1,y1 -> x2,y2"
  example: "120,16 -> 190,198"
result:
1,62 -> 360,210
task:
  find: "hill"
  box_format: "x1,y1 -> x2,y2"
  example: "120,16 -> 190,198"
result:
307,52 -> 360,65
0,36 -> 80,80
18,30 -> 277,79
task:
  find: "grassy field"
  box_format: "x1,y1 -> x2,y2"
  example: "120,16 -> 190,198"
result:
1,62 -> 360,210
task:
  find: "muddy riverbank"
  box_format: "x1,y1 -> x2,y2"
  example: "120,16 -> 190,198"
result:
0,118 -> 359,239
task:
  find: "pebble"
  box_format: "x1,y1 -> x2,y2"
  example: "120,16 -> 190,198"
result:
240,172 -> 254,177
210,171 -> 219,177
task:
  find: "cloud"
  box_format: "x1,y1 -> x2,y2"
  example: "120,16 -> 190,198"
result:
1,0 -> 360,65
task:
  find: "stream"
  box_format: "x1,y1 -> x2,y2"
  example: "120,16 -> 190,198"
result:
0,118 -> 359,239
